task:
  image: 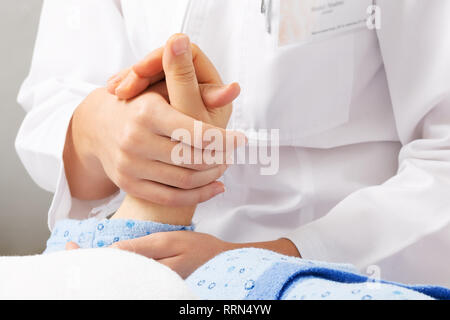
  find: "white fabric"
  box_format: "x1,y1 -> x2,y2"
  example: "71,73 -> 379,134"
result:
16,0 -> 450,286
0,249 -> 196,300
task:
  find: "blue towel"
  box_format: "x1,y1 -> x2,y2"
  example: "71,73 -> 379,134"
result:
187,248 -> 450,300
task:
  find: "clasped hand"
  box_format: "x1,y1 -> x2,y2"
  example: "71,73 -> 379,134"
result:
66,34 -> 300,278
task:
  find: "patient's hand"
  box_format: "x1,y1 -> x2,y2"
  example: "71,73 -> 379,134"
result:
111,34 -> 241,225
108,36 -> 239,128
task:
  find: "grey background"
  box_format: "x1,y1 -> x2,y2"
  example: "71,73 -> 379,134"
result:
0,0 -> 50,255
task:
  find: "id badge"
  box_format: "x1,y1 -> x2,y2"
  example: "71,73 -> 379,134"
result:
278,0 -> 374,47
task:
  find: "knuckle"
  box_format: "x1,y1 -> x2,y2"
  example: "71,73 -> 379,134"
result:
118,125 -> 139,152
135,103 -> 155,126
170,65 -> 196,84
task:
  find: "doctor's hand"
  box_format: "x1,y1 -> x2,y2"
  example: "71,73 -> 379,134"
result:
66,232 -> 300,279
64,34 -> 245,205
87,232 -> 301,279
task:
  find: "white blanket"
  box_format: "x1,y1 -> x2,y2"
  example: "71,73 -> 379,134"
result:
0,248 -> 197,300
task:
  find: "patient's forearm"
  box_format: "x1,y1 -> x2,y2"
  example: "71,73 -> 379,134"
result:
112,195 -> 195,226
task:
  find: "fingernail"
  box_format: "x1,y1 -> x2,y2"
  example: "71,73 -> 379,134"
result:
171,35 -> 189,56
229,82 -> 241,96
108,73 -> 121,85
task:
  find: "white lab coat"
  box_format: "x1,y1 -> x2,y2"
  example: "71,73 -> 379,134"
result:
16,0 -> 450,286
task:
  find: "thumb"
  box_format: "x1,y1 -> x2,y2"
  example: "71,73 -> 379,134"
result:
163,34 -> 205,117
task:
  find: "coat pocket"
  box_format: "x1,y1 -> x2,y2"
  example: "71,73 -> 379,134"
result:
233,22 -> 355,146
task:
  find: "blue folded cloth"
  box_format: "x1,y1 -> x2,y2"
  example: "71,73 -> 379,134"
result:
44,218 -> 194,253
187,248 -> 450,300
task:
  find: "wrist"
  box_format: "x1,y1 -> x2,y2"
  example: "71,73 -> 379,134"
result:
64,90 -> 118,200
112,195 -> 196,225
